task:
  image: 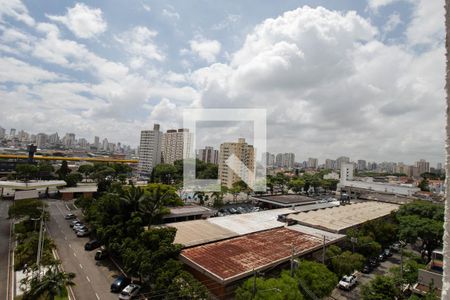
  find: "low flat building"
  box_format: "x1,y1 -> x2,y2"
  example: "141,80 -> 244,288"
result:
252,194 -> 317,208
286,201 -> 399,233
162,205 -> 215,223
58,185 -> 97,200
169,220 -> 238,247
180,226 -> 343,299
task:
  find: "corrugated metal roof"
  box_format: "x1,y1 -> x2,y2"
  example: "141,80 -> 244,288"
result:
207,208 -> 294,235
180,227 -> 322,284
168,220 -> 238,247
286,202 -> 399,233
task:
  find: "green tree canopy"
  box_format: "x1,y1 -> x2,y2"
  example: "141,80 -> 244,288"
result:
360,275 -> 400,300
65,172 -> 83,187
15,164 -> 38,182
288,179 -> 305,194
56,160 -> 71,180
23,266 -> 75,300
235,270 -> 304,300
296,260 -> 338,298
8,199 -> 45,219
330,250 -> 365,277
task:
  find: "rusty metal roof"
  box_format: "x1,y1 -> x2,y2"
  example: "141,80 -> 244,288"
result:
180,227 -> 322,284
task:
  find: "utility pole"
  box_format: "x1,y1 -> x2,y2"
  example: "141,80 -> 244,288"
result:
36,204 -> 45,280
290,243 -> 295,277
322,235 -> 326,264
400,244 -> 404,285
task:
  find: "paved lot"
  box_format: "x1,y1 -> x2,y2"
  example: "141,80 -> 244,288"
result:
46,199 -> 119,300
0,200 -> 12,300
330,252 -> 401,300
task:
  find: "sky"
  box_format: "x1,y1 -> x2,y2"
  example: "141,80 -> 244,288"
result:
0,0 -> 446,165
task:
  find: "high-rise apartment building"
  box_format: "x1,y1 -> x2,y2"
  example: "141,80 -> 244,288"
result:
219,138 -> 255,189
197,146 -> 219,165
261,152 -> 275,167
78,138 -> 88,149
416,159 -> 430,175
336,156 -> 350,170
161,128 -> 193,164
48,133 -> 59,145
138,124 -> 163,177
307,158 -> 318,169
94,136 -> 100,149
0,127 -> 5,139
325,159 -> 336,170
275,153 -> 283,167
357,160 -> 367,171
63,133 -> 76,147
340,163 -> 354,182
9,128 -> 16,138
437,163 -> 443,170
36,133 -> 47,148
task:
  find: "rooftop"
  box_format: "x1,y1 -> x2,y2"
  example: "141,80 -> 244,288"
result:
286,201 -> 399,233
253,194 -> 317,207
59,185 -> 97,193
168,220 -> 238,247
0,180 -> 66,190
163,205 -> 215,219
180,227 -> 323,284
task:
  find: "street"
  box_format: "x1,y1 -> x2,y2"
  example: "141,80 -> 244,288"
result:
0,200 -> 12,300
46,199 -> 118,300
330,252 -> 402,300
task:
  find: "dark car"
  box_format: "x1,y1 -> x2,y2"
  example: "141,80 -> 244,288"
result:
111,275 -> 131,293
95,249 -> 108,260
369,258 -> 379,268
84,239 -> 101,251
378,253 -> 386,262
362,264 -> 372,274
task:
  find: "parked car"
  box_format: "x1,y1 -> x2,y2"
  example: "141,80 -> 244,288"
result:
76,229 -> 90,237
369,258 -> 379,268
64,213 -> 76,220
390,242 -> 401,252
118,283 -> 141,300
95,249 -> 108,260
378,253 -> 386,262
84,239 -> 101,251
362,264 -> 372,274
384,248 -> 392,257
111,275 -> 131,293
73,224 -> 87,232
70,220 -> 82,228
338,274 -> 357,290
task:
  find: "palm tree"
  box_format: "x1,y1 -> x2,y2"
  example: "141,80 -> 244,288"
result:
24,266 -> 75,300
120,185 -> 145,212
138,187 -> 170,227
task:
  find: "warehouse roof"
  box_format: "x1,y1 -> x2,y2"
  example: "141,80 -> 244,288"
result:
163,205 -> 215,219
58,185 -> 97,193
286,201 -> 399,233
207,208 -> 294,235
0,180 -> 66,190
253,194 -> 317,207
180,227 -> 323,284
168,220 -> 238,247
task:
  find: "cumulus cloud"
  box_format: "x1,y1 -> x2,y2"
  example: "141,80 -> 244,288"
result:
190,5 -> 444,163
0,0 -> 35,26
47,3 -> 107,39
162,6 -> 180,20
115,26 -> 165,68
189,38 -> 221,63
383,13 -> 402,33
0,57 -> 61,84
406,0 -> 444,46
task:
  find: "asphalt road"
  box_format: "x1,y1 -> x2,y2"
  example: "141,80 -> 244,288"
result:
46,200 -> 118,300
0,200 -> 12,300
330,252 -> 401,300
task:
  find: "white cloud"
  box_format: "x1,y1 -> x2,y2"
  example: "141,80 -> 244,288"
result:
406,0 -> 444,46
383,13 -> 402,33
142,3 -> 151,12
115,26 -> 165,67
0,57 -> 61,84
367,0 -> 406,11
0,0 -> 35,26
162,7 -> 180,20
189,38 -> 221,63
212,14 -> 241,30
47,3 -> 107,39
190,5 -> 445,163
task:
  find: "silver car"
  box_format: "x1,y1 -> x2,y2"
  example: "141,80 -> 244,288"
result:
118,284 -> 141,300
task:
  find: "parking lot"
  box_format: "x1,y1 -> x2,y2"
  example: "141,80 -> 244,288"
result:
46,199 -> 120,300
329,252 -> 402,300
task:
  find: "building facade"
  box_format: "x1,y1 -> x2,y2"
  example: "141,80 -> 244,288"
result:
138,124 -> 163,177
161,128 -> 193,164
219,138 -> 255,189
197,146 -> 219,165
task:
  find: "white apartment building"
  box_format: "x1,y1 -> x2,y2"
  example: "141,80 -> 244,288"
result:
138,124 -> 163,177
161,128 -> 193,164
307,157 -> 318,169
219,138 -> 255,189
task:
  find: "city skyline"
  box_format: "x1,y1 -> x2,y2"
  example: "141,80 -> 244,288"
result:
0,1 -> 445,165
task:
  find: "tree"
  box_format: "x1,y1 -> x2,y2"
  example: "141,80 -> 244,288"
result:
274,173 -> 290,194
78,164 -> 94,182
23,266 -> 75,300
153,164 -> 178,184
389,259 -> 425,285
235,270 -> 304,300
360,275 -> 400,300
295,260 -> 338,298
121,185 -> 145,212
37,163 -> 54,180
330,250 -> 365,277
288,179 -> 305,194
56,160 -> 71,180
8,199 -> 45,219
16,164 -> 38,182
418,178 -> 430,191
138,187 -> 171,226
320,179 -> 339,191
65,172 -> 83,187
